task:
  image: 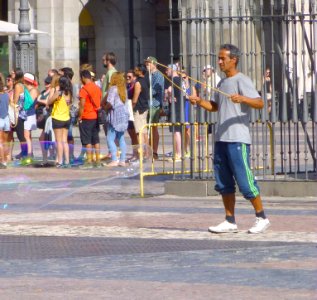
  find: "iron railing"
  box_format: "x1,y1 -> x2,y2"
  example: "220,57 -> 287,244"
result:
167,0 -> 316,181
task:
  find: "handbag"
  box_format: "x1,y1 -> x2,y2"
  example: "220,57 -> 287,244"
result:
8,103 -> 19,128
69,104 -> 79,125
126,99 -> 134,121
82,87 -> 104,125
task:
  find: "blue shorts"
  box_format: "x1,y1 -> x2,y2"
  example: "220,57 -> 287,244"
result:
214,141 -> 260,200
0,116 -> 10,131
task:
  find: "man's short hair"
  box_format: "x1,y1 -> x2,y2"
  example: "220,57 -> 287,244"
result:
220,44 -> 241,66
105,52 -> 117,66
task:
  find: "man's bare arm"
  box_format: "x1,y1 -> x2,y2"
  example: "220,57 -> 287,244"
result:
230,94 -> 264,109
188,96 -> 218,112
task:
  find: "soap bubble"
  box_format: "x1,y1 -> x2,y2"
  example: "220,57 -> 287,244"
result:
0,144 -> 154,211
116,143 -> 153,178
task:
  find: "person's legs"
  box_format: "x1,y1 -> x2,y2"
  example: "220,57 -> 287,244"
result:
151,127 -> 159,157
148,108 -> 160,158
0,117 -> 10,165
222,193 -> 236,217
0,130 -> 6,164
24,115 -> 36,157
62,128 -> 69,164
68,121 -> 75,160
1,131 -> 9,164
39,130 -> 48,162
85,144 -> 92,163
250,195 -> 264,213
227,142 -> 270,233
106,125 -> 117,162
208,142 -> 238,233
90,119 -> 100,164
185,127 -> 190,154
128,122 -> 138,159
93,143 -> 100,164
174,131 -> 181,158
6,131 -> 14,161
54,128 -> 63,165
142,132 -> 149,158
15,118 -> 27,157
24,129 -> 32,156
117,130 -> 126,163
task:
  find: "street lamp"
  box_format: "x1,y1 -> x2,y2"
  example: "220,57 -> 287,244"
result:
13,0 -> 37,74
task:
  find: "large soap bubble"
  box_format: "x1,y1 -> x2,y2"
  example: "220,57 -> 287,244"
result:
0,144 -> 153,211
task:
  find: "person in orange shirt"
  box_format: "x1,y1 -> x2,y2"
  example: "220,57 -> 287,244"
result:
78,70 -> 102,168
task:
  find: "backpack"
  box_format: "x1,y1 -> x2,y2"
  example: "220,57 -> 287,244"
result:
23,87 -> 34,111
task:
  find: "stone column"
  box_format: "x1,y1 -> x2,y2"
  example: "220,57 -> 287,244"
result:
13,0 -> 37,74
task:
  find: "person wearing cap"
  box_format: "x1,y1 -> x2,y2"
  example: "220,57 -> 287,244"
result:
144,56 -> 164,160
23,72 -> 39,161
189,44 -> 270,234
194,64 -> 221,99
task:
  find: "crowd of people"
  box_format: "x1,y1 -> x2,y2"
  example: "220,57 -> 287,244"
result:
0,52 -> 222,169
0,43 -> 271,234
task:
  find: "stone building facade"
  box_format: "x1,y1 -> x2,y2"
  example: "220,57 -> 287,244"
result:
1,0 -> 172,84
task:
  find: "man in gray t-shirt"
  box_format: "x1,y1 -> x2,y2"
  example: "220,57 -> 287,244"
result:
215,72 -> 260,144
189,44 -> 270,234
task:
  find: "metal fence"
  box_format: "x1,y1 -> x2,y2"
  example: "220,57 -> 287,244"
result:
167,0 -> 316,181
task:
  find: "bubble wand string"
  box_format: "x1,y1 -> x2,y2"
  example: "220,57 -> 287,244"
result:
153,60 -> 231,98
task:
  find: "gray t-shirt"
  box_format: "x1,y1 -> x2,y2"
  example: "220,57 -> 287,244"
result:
214,72 -> 260,144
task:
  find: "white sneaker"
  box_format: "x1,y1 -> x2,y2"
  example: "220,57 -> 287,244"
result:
208,220 -> 238,233
248,217 -> 271,234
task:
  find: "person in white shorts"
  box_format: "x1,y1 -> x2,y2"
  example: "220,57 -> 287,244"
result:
0,73 -> 10,168
23,73 -> 39,158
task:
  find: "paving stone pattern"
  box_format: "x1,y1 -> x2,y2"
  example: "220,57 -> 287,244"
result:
0,167 -> 316,300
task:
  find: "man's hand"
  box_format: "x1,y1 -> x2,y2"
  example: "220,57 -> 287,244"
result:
230,94 -> 245,104
188,95 -> 201,105
230,94 -> 264,109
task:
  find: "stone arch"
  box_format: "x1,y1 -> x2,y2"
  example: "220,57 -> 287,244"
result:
79,0 -> 127,77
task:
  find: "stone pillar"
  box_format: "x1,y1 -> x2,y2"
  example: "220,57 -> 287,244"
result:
13,0 -> 37,74
37,0 -> 82,84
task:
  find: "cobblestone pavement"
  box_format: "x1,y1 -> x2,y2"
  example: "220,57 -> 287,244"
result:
0,167 -> 316,299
